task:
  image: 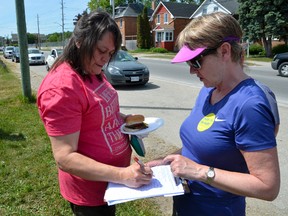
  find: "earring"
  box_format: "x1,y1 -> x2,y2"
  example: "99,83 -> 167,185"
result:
75,42 -> 81,48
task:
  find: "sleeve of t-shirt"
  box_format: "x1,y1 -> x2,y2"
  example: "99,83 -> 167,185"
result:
234,96 -> 276,151
266,90 -> 280,125
38,85 -> 86,136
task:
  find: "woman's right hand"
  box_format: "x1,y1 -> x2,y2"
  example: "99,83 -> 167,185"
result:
146,148 -> 182,167
120,162 -> 153,188
146,159 -> 166,167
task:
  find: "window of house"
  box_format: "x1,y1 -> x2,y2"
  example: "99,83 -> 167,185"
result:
165,32 -> 173,41
164,13 -> 168,23
213,6 -> 218,12
156,32 -> 163,42
157,14 -> 160,24
120,19 -> 123,28
203,8 -> 207,14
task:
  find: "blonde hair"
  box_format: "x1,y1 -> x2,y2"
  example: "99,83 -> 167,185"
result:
177,12 -> 243,63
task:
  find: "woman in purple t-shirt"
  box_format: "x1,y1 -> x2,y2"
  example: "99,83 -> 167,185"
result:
148,12 -> 280,216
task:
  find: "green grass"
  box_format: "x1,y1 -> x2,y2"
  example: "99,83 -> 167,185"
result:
246,56 -> 273,62
0,60 -> 161,215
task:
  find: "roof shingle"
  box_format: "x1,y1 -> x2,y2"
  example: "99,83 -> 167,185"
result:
115,3 -> 153,18
217,0 -> 239,14
162,2 -> 198,18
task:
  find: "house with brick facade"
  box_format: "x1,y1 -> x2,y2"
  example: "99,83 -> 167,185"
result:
114,0 -> 239,51
114,3 -> 153,50
149,2 -> 198,52
149,0 -> 239,52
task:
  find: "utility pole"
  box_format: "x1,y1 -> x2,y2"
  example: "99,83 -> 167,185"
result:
110,0 -> 115,19
37,14 -> 41,49
61,0 -> 65,49
15,0 -> 32,100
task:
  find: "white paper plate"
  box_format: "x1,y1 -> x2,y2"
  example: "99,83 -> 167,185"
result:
120,117 -> 164,135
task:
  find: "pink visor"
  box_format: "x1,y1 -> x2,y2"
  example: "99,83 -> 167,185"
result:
171,45 -> 207,63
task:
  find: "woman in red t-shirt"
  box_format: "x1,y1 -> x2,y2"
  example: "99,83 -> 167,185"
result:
37,11 -> 153,216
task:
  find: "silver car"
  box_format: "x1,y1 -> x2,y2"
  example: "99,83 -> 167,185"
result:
28,48 -> 45,65
3,46 -> 15,58
103,50 -> 150,86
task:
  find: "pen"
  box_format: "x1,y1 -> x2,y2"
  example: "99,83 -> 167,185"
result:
133,156 -> 152,175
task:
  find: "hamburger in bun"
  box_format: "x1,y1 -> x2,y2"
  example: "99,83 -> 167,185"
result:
123,115 -> 148,132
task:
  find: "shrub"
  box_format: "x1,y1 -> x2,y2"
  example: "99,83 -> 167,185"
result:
249,44 -> 264,55
259,50 -> 266,56
272,44 -> 288,55
150,47 -> 168,53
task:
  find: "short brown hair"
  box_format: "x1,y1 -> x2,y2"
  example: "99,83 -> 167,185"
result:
177,12 -> 243,63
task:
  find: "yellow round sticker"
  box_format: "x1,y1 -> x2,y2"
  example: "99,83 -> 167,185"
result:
197,113 -> 215,132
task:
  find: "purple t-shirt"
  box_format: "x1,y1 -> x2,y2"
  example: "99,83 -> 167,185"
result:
174,78 -> 276,215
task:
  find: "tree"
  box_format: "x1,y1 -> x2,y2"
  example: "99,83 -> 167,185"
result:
238,0 -> 288,57
5,37 -> 11,46
64,31 -> 72,39
143,0 -> 153,8
73,10 -> 88,25
46,33 -> 62,42
142,6 -> 151,49
88,0 -> 127,13
137,6 -> 151,49
27,33 -> 37,44
137,13 -> 144,48
88,0 -> 110,12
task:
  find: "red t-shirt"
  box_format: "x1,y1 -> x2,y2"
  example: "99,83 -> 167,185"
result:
37,62 -> 131,206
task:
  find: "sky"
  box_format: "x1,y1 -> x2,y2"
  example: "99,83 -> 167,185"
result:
0,0 -> 90,38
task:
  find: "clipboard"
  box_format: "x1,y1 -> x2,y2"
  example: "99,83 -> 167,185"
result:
104,165 -> 185,205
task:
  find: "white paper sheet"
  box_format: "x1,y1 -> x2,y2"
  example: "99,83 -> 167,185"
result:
104,165 -> 185,205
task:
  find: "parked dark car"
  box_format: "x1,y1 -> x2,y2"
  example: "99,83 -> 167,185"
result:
271,52 -> 288,77
12,47 -> 20,63
103,50 -> 150,86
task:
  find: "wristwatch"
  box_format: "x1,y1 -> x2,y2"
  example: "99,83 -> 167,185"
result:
205,167 -> 215,184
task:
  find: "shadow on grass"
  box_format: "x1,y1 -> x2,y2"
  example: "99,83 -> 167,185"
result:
0,129 -> 26,141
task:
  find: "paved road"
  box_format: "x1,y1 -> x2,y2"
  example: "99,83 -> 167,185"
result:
2,56 -> 287,216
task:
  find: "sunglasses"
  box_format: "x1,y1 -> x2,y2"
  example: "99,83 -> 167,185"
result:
186,47 -> 219,69
186,37 -> 241,69
186,56 -> 203,69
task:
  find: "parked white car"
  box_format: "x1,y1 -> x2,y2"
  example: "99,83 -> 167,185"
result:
45,48 -> 63,71
28,48 -> 45,65
3,46 -> 15,58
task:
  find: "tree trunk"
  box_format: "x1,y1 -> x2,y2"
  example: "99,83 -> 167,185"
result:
262,37 -> 273,57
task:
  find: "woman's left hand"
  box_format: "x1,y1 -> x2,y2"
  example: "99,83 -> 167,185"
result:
163,154 -> 202,180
